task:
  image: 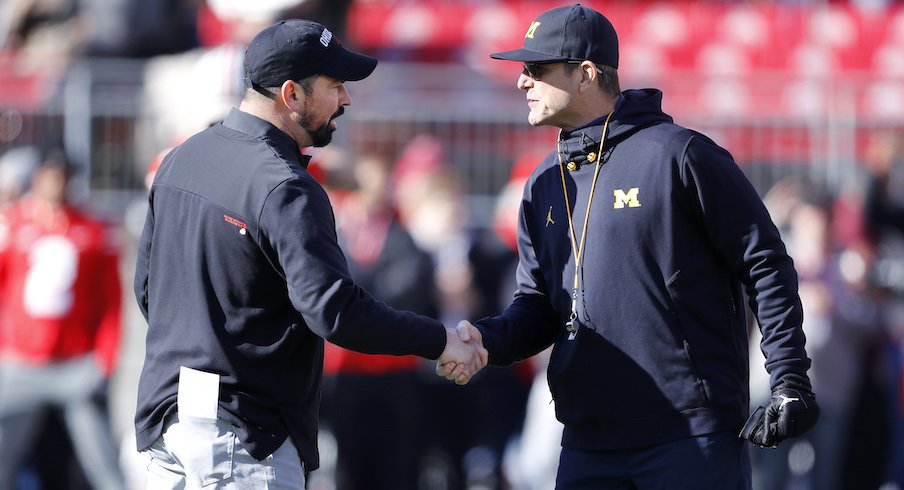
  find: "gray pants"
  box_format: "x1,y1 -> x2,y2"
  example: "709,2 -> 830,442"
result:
0,355 -> 125,490
144,415 -> 305,489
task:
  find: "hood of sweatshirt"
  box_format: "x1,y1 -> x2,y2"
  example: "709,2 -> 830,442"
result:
556,88 -> 674,169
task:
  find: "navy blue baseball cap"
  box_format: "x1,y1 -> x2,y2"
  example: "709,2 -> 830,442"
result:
490,4 -> 619,69
244,19 -> 377,88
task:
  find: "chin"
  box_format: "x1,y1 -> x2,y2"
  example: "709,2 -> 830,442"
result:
310,127 -> 336,147
527,110 -> 551,127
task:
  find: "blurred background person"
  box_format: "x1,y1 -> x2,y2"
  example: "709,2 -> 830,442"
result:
463,150 -> 539,490
753,178 -> 887,490
863,130 -> 904,245
0,0 -> 82,71
392,135 -> 533,490
492,151 -> 562,490
321,150 -> 439,490
862,130 -> 904,489
0,149 -> 124,490
0,146 -> 92,490
391,136 -> 482,489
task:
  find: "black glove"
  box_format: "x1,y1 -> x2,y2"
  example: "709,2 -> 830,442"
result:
740,377 -> 820,448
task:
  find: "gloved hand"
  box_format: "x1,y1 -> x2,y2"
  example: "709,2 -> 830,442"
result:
740,376 -> 820,448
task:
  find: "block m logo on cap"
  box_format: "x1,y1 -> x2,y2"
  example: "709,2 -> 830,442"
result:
525,21 -> 541,39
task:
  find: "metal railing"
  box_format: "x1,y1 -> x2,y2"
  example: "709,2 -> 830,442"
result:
1,58 -> 898,227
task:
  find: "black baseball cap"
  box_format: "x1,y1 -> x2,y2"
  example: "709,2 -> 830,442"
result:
490,4 -> 619,69
244,19 -> 377,89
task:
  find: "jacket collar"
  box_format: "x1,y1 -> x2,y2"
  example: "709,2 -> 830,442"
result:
557,96 -> 622,171
222,108 -> 311,168
556,90 -> 673,171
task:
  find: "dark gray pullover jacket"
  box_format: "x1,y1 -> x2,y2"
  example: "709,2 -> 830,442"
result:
134,108 -> 446,470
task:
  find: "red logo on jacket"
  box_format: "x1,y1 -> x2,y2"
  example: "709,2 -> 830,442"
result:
223,215 -> 248,236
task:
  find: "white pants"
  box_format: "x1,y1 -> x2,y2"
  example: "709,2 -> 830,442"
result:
144,415 -> 305,489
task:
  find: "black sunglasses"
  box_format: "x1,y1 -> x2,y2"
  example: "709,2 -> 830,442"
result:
521,62 -> 557,80
521,60 -> 603,81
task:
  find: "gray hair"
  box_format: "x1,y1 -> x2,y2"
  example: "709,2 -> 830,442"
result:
565,62 -> 620,99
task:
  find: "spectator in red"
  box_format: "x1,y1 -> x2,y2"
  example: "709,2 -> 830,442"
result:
0,149 -> 125,490
323,151 -> 439,490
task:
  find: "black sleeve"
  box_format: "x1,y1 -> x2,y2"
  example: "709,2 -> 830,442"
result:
680,134 -> 810,389
260,176 -> 446,359
474,190 -> 560,366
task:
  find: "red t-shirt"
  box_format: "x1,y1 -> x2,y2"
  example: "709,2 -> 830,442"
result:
0,198 -> 121,375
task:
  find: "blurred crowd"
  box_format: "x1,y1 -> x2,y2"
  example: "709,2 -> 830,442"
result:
748,130 -> 904,490
3,129 -> 904,490
0,1 -> 903,490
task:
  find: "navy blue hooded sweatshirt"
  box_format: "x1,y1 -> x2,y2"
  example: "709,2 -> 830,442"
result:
475,89 -> 811,450
133,109 -> 446,470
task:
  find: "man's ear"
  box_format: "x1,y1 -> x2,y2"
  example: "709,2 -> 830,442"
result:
279,80 -> 304,108
578,61 -> 598,91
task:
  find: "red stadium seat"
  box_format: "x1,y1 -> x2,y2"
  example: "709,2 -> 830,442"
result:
346,1 -> 903,119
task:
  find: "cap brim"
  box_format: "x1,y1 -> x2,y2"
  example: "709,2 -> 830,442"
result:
489,48 -> 568,63
320,47 -> 378,82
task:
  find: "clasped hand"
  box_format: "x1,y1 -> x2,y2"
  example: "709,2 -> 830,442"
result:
435,321 -> 488,385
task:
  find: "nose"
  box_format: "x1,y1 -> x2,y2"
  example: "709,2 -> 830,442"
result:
339,84 -> 352,106
517,73 -> 532,91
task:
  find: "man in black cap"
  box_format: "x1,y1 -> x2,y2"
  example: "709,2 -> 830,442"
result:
439,4 -> 819,489
134,19 -> 488,488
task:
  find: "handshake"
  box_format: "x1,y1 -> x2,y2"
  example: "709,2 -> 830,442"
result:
435,321 -> 488,385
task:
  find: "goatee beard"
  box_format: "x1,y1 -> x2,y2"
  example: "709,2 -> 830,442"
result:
303,107 -> 344,148
309,124 -> 334,148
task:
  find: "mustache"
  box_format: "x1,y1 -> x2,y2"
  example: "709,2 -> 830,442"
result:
331,107 -> 345,120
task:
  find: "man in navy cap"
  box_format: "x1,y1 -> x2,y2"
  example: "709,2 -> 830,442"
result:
135,19 -> 488,488
439,4 -> 819,489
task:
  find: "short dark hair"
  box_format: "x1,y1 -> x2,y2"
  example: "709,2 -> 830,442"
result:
598,65 -> 620,99
564,62 -> 620,99
246,76 -> 316,100
296,77 -> 315,96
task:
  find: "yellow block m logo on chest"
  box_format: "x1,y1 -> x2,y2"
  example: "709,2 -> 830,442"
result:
613,188 -> 641,209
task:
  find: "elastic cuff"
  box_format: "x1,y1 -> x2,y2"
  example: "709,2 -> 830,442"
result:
775,373 -> 813,392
